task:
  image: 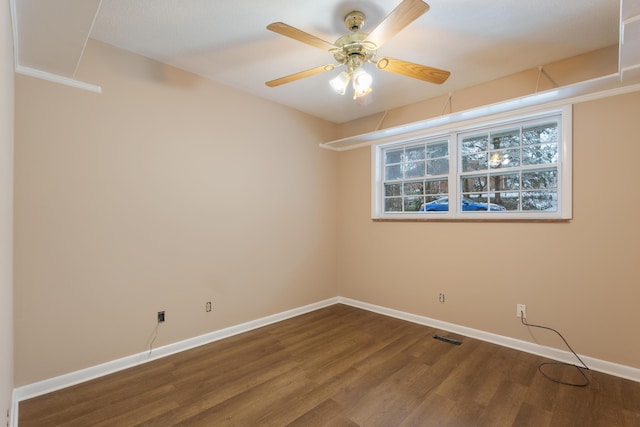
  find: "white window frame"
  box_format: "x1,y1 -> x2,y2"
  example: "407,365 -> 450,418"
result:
372,105 -> 572,220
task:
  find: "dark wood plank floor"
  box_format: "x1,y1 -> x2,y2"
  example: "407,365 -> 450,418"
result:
19,304 -> 640,426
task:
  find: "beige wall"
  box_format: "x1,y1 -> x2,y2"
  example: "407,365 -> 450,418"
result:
337,90 -> 640,369
1,0 -> 14,419
14,40 -> 339,386
13,35 -> 640,390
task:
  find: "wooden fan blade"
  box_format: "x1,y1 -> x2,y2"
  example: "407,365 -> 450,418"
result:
266,64 -> 335,87
365,0 -> 430,48
267,22 -> 336,51
376,57 -> 450,84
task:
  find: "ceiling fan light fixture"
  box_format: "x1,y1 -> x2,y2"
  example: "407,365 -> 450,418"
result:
352,67 -> 373,97
330,71 -> 351,95
353,86 -> 372,101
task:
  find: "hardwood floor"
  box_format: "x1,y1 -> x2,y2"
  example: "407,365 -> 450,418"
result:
19,304 -> 640,426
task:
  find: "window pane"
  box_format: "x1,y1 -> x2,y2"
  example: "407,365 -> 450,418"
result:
461,174 -> 488,193
427,142 -> 448,159
523,169 -> 557,189
461,194 -> 490,211
403,181 -> 424,195
489,173 -> 520,191
491,129 -> 520,148
406,146 -> 425,161
492,192 -> 520,211
462,153 -> 488,171
404,161 -> 425,178
461,135 -> 488,153
404,197 -> 424,212
426,195 -> 447,203
489,148 -> 520,169
422,196 -> 449,211
425,180 -> 448,194
427,158 -> 449,175
385,164 -> 402,180
522,191 -> 557,211
523,123 -> 558,145
385,197 -> 402,212
523,143 -> 558,165
385,149 -> 403,164
385,183 -> 402,197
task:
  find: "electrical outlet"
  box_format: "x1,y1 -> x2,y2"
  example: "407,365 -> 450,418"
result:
438,293 -> 445,303
205,301 -> 212,312
516,304 -> 527,318
157,311 -> 165,323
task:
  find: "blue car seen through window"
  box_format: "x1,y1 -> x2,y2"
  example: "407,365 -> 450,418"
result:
419,197 -> 506,212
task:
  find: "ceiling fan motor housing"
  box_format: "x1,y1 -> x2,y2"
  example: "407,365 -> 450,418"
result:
333,32 -> 376,66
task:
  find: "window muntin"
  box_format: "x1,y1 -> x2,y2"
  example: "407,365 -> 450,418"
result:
374,107 -> 571,220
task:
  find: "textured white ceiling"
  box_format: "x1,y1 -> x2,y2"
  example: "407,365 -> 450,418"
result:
16,0 -> 621,123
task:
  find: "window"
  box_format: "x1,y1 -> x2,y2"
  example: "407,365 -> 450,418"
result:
382,139 -> 449,213
373,106 -> 572,220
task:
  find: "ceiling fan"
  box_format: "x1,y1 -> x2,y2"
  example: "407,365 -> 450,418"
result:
265,0 -> 450,101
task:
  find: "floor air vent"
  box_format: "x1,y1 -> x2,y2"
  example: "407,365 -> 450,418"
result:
433,335 -> 462,345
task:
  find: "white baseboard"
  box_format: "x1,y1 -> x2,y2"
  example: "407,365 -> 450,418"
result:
10,390 -> 18,427
13,295 -> 639,408
13,297 -> 339,402
338,297 -> 640,383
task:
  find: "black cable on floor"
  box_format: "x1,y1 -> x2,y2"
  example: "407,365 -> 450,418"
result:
520,314 -> 590,387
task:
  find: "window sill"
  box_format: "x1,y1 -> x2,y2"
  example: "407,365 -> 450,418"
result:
372,217 -> 571,223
